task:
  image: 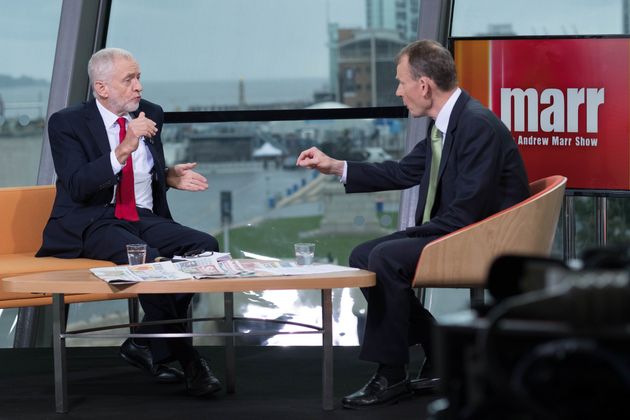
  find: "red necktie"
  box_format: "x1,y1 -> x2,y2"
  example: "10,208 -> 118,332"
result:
114,117 -> 139,221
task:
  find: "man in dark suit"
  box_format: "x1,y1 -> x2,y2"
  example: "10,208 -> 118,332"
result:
296,39 -> 530,409
37,47 -> 221,397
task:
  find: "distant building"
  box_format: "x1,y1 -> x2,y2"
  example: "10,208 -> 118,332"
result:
186,124 -> 256,162
326,0 -> 417,106
366,0 -> 419,42
475,23 -> 516,36
238,78 -> 246,107
327,22 -> 341,102
337,28 -> 406,107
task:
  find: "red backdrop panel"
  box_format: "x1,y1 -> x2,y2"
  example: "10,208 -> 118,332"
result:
454,38 -> 630,190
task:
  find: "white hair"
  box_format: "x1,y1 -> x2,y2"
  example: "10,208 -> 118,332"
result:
87,47 -> 135,85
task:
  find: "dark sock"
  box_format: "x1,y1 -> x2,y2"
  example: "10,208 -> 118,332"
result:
132,338 -> 149,347
419,360 -> 434,378
377,364 -> 406,384
180,348 -> 201,372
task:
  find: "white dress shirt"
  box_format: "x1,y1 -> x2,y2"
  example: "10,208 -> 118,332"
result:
96,99 -> 154,211
433,87 -> 461,144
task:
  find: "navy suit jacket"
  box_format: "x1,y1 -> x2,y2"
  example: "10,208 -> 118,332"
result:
346,90 -> 530,239
37,99 -> 172,258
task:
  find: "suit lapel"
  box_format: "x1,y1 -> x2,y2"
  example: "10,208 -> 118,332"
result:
84,99 -> 113,156
134,107 -> 163,173
438,90 -> 470,179
144,139 -> 161,173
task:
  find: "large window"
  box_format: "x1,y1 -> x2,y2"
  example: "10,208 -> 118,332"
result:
62,0 -> 415,347
0,1 -> 61,348
169,119 -> 406,346
11,0 -> 626,349
107,0 -> 374,110
66,115 -> 407,346
0,1 -> 60,188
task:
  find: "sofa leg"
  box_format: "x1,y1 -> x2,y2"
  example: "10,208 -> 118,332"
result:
14,306 -> 52,348
127,298 -> 139,332
469,288 -> 484,308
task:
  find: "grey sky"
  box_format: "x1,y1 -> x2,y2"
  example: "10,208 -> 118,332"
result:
106,0 -> 364,81
1,0 -> 626,81
451,0 -> 623,36
2,0 -> 365,81
0,1 -> 61,80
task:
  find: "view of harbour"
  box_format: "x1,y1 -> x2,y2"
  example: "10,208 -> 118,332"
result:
0,78 -> 328,119
0,73 -> 473,349
0,64 -> 479,350
143,78 -> 329,111
0,79 -> 410,348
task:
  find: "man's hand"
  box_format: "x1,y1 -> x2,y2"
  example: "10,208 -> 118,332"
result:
115,112 -> 158,164
127,111 -> 158,140
166,162 -> 208,191
296,147 -> 344,176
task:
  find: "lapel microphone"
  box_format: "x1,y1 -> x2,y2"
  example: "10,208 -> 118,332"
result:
130,108 -> 155,146
132,110 -> 155,145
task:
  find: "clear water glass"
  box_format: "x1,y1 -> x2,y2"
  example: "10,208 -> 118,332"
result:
294,242 -> 315,265
126,243 -> 147,265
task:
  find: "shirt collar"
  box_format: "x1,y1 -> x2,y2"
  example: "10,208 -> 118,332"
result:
434,87 -> 462,136
95,99 -> 130,129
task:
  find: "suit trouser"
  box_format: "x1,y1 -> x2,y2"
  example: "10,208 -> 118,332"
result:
349,230 -> 438,366
82,207 -> 219,366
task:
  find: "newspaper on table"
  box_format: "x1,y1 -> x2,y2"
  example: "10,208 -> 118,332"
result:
90,261 -> 192,285
90,253 -> 358,285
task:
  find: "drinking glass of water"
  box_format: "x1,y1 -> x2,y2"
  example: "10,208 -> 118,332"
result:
126,244 -> 147,265
294,243 -> 315,265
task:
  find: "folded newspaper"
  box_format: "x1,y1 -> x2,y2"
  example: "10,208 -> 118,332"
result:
90,254 -> 357,284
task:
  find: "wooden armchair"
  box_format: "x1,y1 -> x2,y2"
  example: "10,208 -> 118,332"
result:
412,175 -> 567,300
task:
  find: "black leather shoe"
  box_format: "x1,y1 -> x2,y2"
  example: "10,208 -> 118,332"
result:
342,374 -> 412,409
409,376 -> 440,393
185,358 -> 222,397
153,364 -> 185,384
120,338 -> 184,383
409,362 -> 440,393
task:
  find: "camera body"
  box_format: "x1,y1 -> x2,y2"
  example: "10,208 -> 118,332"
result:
429,254 -> 630,420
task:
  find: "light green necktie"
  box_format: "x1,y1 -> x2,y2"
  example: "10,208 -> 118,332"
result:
422,125 -> 443,223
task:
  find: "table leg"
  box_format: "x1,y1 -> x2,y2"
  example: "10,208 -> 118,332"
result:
52,293 -> 67,413
224,291 -> 236,393
321,288 -> 333,410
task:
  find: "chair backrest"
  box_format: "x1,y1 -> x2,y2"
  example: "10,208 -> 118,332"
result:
412,175 -> 567,288
0,185 -> 56,254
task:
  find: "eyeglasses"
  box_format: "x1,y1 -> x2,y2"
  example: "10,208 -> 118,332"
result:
183,249 -> 212,258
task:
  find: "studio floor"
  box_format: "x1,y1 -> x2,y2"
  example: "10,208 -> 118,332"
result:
0,346 -> 436,420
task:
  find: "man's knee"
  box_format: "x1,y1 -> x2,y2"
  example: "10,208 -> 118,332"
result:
367,243 -> 397,273
349,245 -> 368,269
197,233 -> 219,253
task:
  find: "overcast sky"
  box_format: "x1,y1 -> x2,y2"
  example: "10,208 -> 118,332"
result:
1,0 -> 364,81
451,0 -> 623,36
0,1 -> 61,80
1,0 -> 625,81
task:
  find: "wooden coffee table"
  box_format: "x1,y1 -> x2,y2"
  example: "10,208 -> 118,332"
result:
1,268 -> 375,413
